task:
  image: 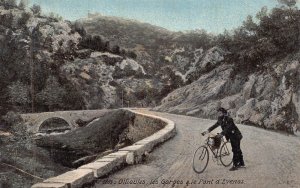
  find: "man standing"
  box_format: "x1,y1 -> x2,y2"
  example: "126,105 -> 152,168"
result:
202,108 -> 245,171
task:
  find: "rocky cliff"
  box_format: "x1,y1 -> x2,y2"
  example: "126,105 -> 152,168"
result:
155,53 -> 300,133
0,5 -> 168,113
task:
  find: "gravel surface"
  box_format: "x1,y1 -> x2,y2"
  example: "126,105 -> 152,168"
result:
93,110 -> 300,188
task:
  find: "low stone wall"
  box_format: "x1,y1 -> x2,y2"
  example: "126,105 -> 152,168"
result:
126,112 -> 166,143
31,109 -> 176,188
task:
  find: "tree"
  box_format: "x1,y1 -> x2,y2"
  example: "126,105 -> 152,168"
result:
49,12 -> 63,21
256,6 -> 268,20
28,24 -> 42,112
78,35 -> 107,52
8,81 -> 30,107
104,41 -> 110,51
0,11 -> 14,28
278,0 -> 297,7
73,22 -> 87,37
36,76 -> 66,111
215,30 -> 233,51
92,35 -> 104,51
126,50 -> 137,59
31,4 -> 41,15
111,45 -> 121,54
5,0 -> 16,7
258,7 -> 300,51
242,15 -> 258,35
18,0 -> 29,10
17,12 -> 31,27
174,29 -> 214,50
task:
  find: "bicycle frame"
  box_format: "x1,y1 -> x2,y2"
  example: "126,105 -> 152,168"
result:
205,136 -> 227,159
192,134 -> 232,173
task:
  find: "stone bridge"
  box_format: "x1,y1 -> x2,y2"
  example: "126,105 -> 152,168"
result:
31,109 -> 300,188
21,110 -> 111,133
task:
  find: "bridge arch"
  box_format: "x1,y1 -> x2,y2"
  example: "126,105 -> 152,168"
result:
21,110 -> 111,134
37,116 -> 75,133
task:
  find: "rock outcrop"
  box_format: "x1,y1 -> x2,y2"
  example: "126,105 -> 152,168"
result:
60,52 -> 161,109
155,58 -> 300,133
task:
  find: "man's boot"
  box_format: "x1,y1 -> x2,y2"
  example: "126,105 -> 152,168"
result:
229,165 -> 239,171
238,156 -> 245,168
238,161 -> 245,168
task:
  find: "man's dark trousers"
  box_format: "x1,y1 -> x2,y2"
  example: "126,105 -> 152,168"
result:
230,137 -> 244,166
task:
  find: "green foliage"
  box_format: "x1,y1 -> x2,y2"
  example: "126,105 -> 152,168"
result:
256,6 -> 268,20
126,50 -> 137,59
278,0 -> 296,7
78,34 -> 130,57
0,11 -> 14,28
218,3 -> 300,70
174,29 -> 214,50
111,45 -> 121,54
1,0 -> 17,8
17,12 -> 31,27
18,0 -> 28,10
79,34 -> 106,52
49,12 -> 63,21
1,111 -> 28,138
0,2 -> 86,114
134,85 -> 160,106
62,83 -> 85,110
160,66 -> 184,94
73,22 -> 86,36
2,111 -> 22,126
8,81 -> 30,106
36,76 -> 67,110
31,4 -> 41,15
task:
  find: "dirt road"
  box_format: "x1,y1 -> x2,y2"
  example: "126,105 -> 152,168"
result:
92,110 -> 300,188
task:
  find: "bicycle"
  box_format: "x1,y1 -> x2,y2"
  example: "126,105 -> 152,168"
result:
192,133 -> 232,173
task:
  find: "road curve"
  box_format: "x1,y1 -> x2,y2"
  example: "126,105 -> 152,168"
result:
92,110 -> 300,188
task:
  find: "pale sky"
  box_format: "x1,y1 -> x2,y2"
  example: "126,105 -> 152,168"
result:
29,0 -> 284,33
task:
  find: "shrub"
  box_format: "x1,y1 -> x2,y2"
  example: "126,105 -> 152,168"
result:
36,76 -> 67,111
2,111 -> 22,127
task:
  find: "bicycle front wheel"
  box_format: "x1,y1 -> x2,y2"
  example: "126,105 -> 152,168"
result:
193,145 -> 209,173
219,142 -> 232,167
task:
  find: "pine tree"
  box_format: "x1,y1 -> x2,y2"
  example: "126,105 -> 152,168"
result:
278,0 -> 296,7
31,4 -> 41,15
18,0 -> 29,10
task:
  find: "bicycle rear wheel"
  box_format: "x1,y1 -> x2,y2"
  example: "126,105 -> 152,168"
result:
219,142 -> 232,167
193,146 -> 209,173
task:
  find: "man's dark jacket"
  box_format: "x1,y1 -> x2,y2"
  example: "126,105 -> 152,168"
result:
208,115 -> 242,140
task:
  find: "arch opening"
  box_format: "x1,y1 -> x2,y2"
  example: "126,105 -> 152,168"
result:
39,117 -> 71,133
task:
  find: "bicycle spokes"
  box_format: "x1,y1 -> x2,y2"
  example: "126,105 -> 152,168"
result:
200,148 -> 206,160
220,146 -> 229,156
193,137 -> 233,173
193,146 -> 209,174
219,142 -> 233,167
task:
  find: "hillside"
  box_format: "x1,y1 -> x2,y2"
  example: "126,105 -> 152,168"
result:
0,4 -> 175,117
154,2 -> 300,133
77,10 -> 300,133
76,13 -> 216,83
77,13 -> 174,49
1,0 -> 299,134
155,58 -> 300,133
